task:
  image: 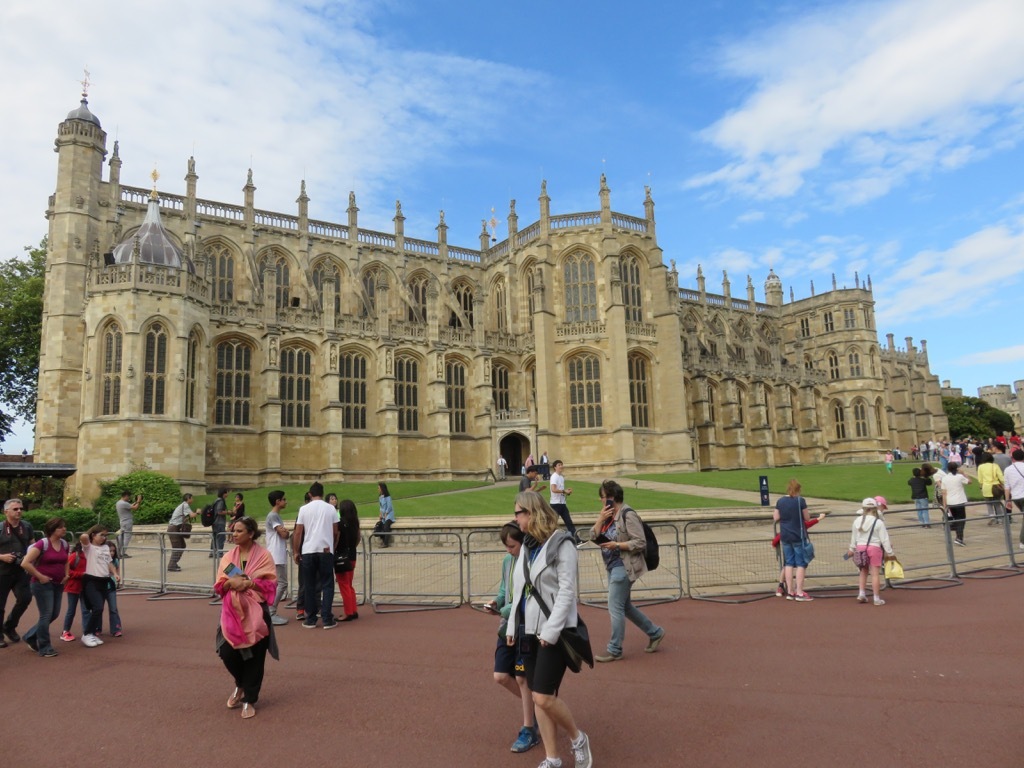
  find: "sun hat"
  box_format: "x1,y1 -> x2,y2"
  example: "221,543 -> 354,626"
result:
859,497 -> 878,514
874,495 -> 888,509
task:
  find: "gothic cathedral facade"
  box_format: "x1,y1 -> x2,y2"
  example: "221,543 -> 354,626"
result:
36,98 -> 948,503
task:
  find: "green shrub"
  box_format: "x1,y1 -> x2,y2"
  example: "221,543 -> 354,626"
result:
94,469 -> 183,525
23,507 -> 118,535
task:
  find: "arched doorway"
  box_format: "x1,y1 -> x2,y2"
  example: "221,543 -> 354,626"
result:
499,432 -> 529,476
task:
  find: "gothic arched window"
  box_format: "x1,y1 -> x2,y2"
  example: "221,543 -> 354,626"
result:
280,347 -> 312,428
143,322 -> 167,415
101,321 -> 123,416
339,351 -> 368,430
568,353 -> 602,429
564,251 -> 597,324
621,255 -> 643,322
215,339 -> 253,426
446,360 -> 467,434
396,355 -> 419,432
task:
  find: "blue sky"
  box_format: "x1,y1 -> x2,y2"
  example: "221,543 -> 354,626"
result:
1,0 -> 1023,451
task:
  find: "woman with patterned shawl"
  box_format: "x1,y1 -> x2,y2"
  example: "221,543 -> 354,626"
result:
214,516 -> 278,719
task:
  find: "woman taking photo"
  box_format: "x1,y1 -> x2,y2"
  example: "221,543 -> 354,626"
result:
20,517 -> 69,657
375,483 -> 395,548
847,498 -> 896,606
588,479 -> 665,662
215,516 -> 278,719
505,491 -> 592,768
773,479 -> 813,601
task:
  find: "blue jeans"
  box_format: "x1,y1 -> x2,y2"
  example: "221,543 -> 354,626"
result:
211,523 -> 226,557
914,498 -> 930,524
300,552 -> 335,624
25,581 -> 63,654
606,565 -> 661,657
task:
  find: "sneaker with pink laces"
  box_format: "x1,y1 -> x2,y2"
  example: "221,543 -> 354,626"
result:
794,592 -> 814,602
60,631 -> 76,642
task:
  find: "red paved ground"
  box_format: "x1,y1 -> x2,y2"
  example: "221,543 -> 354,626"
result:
3,576 -> 1021,767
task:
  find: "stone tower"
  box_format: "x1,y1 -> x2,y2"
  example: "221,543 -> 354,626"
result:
36,92 -> 108,476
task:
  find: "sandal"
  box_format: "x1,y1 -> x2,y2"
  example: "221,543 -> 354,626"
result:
241,703 -> 256,719
227,688 -> 243,709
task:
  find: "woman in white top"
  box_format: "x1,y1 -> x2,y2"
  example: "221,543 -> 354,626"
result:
848,498 -> 895,606
940,463 -> 971,547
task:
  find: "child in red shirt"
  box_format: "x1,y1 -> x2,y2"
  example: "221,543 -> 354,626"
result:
60,543 -> 88,641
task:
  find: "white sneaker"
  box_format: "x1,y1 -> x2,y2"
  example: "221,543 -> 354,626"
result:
572,731 -> 593,768
873,598 -> 886,606
82,634 -> 100,647
93,635 -> 105,645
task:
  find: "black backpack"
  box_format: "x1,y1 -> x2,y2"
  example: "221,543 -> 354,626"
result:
200,504 -> 216,527
623,506 -> 659,571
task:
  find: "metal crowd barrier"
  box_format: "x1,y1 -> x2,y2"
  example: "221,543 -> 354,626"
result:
683,516 -> 781,603
466,529 -> 506,609
117,531 -> 165,595
148,530 -> 219,601
578,523 -> 684,607
368,530 -> 464,613
943,500 -> 1022,580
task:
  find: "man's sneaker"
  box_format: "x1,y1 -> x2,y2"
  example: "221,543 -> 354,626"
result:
322,620 -> 337,630
167,565 -> 182,572
645,630 -> 665,654
3,627 -> 20,643
296,610 -> 307,621
511,726 -> 540,753
82,634 -> 100,648
41,648 -> 59,657
572,730 -> 593,768
873,597 -> 886,606
954,539 -> 966,547
594,652 -> 622,663
270,614 -> 289,625
60,631 -> 76,642
794,592 -> 814,602
0,638 -> 6,648
302,620 -> 318,630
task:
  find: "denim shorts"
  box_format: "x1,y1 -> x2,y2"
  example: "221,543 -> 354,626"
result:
782,541 -> 809,568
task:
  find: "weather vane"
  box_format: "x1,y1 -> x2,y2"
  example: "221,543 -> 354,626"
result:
488,206 -> 499,243
80,68 -> 91,99
150,167 -> 160,200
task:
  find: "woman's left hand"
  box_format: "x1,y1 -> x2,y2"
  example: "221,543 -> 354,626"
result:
600,541 -> 621,551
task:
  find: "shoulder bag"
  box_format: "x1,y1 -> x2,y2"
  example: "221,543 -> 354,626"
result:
852,517 -> 879,569
522,537 -> 593,673
797,497 -> 815,563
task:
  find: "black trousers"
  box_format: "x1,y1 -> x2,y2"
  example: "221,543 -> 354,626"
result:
219,635 -> 270,705
948,505 -> 967,542
0,569 -> 31,633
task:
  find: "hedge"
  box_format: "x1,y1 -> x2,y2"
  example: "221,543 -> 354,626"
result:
93,469 -> 184,525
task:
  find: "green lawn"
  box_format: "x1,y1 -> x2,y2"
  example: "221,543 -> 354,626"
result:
632,463 -> 984,504
188,479 -> 752,521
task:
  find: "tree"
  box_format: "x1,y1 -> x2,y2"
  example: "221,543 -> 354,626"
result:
942,396 -> 1015,439
0,238 -> 45,442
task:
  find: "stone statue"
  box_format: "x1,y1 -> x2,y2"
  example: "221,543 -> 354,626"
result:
330,344 -> 338,369
269,337 -> 278,367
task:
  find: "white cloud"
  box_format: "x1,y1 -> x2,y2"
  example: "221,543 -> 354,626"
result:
876,219 -> 1024,324
687,0 -> 1024,205
0,0 -> 544,252
956,345 -> 1024,366
734,210 -> 765,226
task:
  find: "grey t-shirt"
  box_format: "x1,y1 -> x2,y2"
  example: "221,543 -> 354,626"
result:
116,499 -> 133,520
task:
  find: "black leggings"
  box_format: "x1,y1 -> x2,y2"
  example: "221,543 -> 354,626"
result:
219,635 -> 270,705
948,505 -> 967,542
82,575 -> 110,635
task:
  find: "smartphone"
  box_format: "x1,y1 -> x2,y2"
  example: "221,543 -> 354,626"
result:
604,498 -> 614,510
842,551 -> 852,560
475,601 -> 498,614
